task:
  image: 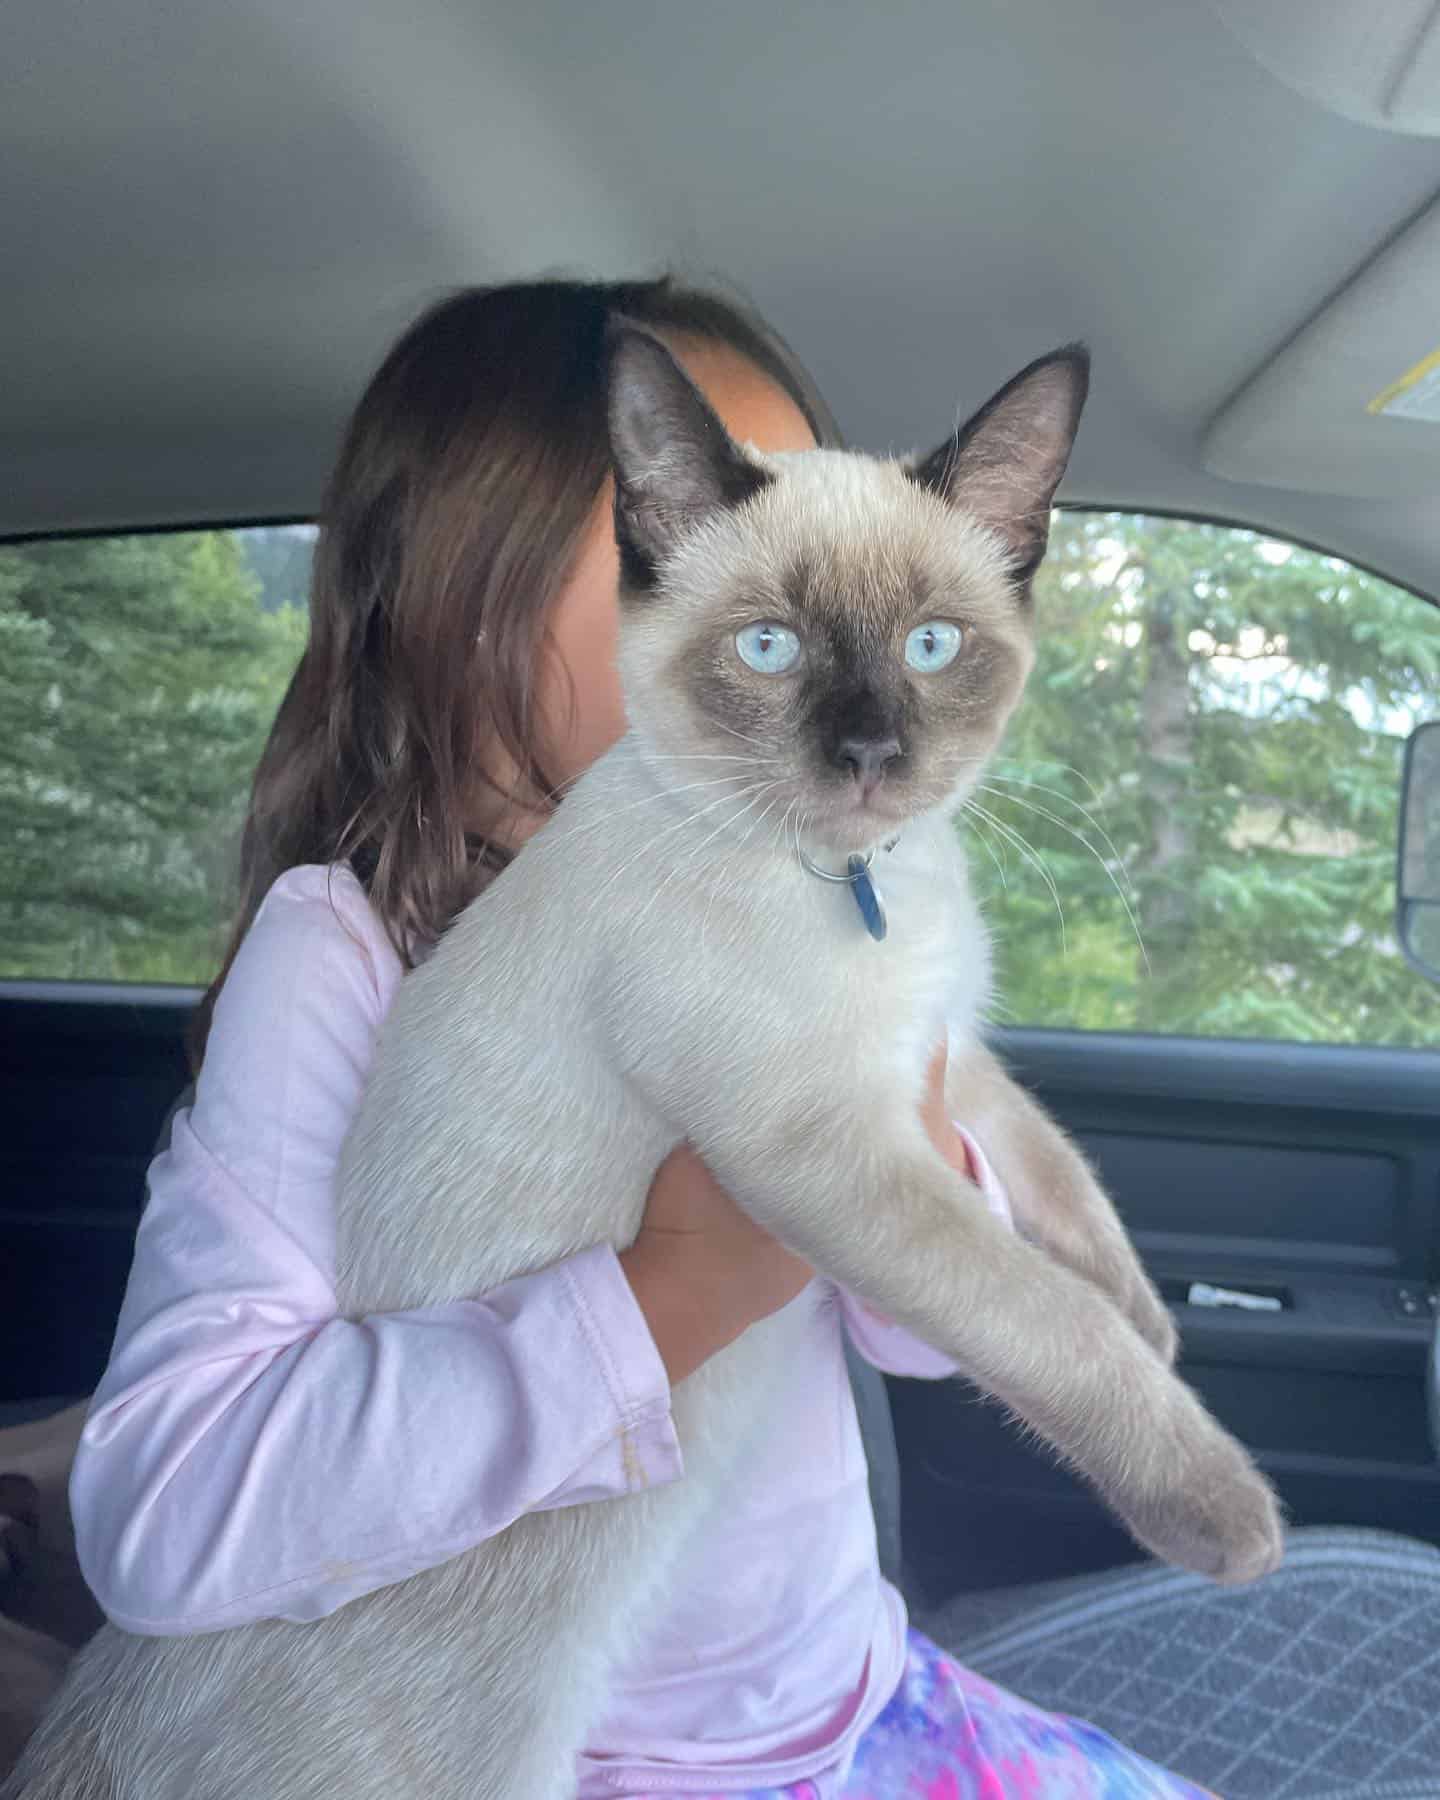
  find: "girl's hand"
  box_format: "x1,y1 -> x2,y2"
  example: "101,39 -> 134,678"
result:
921,1039 -> 974,1181
620,1040 -> 970,1384
619,1144 -> 813,1384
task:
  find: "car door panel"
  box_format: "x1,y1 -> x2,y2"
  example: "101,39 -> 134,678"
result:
0,985 -> 190,1405
5,990 -> 1438,1606
892,1027 -> 1440,1605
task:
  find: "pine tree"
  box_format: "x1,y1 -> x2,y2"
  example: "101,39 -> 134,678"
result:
5,514 -> 1437,1041
0,532 -> 306,983
979,514 -> 1440,1048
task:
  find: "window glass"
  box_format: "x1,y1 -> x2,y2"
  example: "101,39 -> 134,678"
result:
6,512 -> 1438,1044
977,513 -> 1440,1047
0,527 -> 313,984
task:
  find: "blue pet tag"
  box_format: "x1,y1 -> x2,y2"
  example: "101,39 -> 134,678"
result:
848,854 -> 887,942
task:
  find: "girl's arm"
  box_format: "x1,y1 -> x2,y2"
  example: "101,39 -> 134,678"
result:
70,871 -> 683,1637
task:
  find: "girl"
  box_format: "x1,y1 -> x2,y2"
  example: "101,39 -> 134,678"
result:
54,279 -> 1211,1797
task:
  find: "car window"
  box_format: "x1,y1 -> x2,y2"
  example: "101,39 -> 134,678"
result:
6,512 -> 1439,1045
979,512 -> 1440,1048
0,527 -> 313,984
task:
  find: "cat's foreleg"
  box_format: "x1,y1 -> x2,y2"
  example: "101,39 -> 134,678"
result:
945,1041 -> 1177,1364
694,1097 -> 1281,1586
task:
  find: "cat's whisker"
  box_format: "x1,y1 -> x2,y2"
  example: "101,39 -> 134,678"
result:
635,752 -> 776,766
675,784 -> 778,885
709,718 -> 774,752
991,756 -> 1104,808
772,797 -> 801,858
614,738 -> 780,779
748,793 -> 782,852
736,790 -> 785,882
591,778 -> 775,919
524,762 -> 749,834
981,774 -> 1133,892
680,783 -> 781,887
558,772 -> 758,850
977,783 -> 1150,973
961,809 -> 1009,889
626,782 -> 781,949
962,800 -> 1068,954
701,790 -> 783,955
576,737 -> 776,791
794,808 -> 814,866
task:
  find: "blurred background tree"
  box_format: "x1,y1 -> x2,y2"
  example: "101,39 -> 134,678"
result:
0,530 -> 308,982
978,513 -> 1440,1047
2,512 -> 1437,1047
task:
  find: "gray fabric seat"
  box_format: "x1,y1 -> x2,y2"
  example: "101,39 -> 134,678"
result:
920,1528 -> 1440,1799
846,1354 -> 1440,1798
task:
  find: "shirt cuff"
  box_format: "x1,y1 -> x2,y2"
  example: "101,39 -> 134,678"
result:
954,1123 -> 1014,1230
546,1244 -> 684,1502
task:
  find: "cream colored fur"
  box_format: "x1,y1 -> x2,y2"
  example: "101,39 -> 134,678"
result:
8,361 -> 1282,1800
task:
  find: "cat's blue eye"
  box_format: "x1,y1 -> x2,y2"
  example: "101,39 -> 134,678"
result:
735,621 -> 801,674
904,620 -> 963,672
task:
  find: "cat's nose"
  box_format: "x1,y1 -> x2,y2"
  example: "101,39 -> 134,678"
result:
835,735 -> 902,791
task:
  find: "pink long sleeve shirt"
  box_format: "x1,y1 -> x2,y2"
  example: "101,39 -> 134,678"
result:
70,864 -> 1006,1795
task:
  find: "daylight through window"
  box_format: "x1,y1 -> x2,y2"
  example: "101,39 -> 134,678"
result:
2,514 -> 1437,1047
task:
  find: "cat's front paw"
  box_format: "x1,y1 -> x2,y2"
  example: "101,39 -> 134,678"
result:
1118,1414 -> 1285,1586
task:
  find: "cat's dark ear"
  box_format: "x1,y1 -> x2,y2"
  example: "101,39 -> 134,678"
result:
909,345 -> 1089,589
605,324 -> 773,590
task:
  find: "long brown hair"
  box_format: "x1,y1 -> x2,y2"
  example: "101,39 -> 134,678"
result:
193,276 -> 837,1063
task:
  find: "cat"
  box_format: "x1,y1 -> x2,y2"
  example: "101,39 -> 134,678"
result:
7,330 -> 1283,1799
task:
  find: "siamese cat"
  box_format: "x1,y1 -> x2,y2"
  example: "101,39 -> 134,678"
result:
8,332 -> 1282,1799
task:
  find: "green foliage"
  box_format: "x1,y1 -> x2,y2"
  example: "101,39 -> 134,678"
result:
3,513 -> 1436,1046
974,513 -> 1440,1048
0,531 -> 308,984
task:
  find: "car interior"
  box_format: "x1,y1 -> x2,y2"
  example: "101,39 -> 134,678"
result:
3,2 -> 1440,1795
